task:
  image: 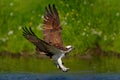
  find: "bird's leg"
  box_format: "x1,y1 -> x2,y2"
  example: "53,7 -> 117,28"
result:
52,53 -> 69,72
53,59 -> 60,69
57,58 -> 70,72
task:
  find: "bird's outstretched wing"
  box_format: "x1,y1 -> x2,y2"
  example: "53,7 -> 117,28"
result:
22,27 -> 61,57
43,4 -> 66,50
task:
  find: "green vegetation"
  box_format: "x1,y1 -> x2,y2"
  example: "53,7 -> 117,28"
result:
0,0 -> 120,55
0,0 -> 120,73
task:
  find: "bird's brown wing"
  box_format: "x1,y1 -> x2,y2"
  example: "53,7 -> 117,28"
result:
43,4 -> 66,50
22,27 -> 61,57
23,27 -> 48,53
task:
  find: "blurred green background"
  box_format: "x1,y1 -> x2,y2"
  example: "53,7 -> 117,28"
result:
0,0 -> 120,73
0,0 -> 120,55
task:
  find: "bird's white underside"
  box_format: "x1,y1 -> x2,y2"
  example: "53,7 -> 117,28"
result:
37,44 -> 73,72
52,45 -> 73,72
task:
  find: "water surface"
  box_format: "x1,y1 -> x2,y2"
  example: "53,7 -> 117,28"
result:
0,55 -> 120,80
0,73 -> 120,80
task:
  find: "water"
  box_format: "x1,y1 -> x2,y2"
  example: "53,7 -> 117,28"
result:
0,73 -> 120,80
0,55 -> 120,80
1,55 -> 120,73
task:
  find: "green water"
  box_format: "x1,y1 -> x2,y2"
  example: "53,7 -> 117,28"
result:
0,55 -> 120,73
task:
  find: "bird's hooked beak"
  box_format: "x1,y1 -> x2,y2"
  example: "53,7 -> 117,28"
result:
71,46 -> 75,50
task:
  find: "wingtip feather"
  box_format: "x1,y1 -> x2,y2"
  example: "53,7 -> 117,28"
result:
22,26 -> 36,37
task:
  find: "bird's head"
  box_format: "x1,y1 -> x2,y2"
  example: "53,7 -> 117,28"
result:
66,45 -> 74,50
65,45 -> 74,53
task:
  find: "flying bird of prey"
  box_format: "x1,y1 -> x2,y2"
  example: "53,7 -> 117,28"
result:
22,4 -> 74,72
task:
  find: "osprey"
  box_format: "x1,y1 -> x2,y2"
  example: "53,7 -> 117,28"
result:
22,4 -> 74,72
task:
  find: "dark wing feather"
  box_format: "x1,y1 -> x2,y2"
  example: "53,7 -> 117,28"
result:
43,4 -> 66,50
22,27 -> 61,57
22,27 -> 47,53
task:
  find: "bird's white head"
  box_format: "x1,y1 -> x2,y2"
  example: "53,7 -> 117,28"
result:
65,45 -> 74,53
66,45 -> 72,49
